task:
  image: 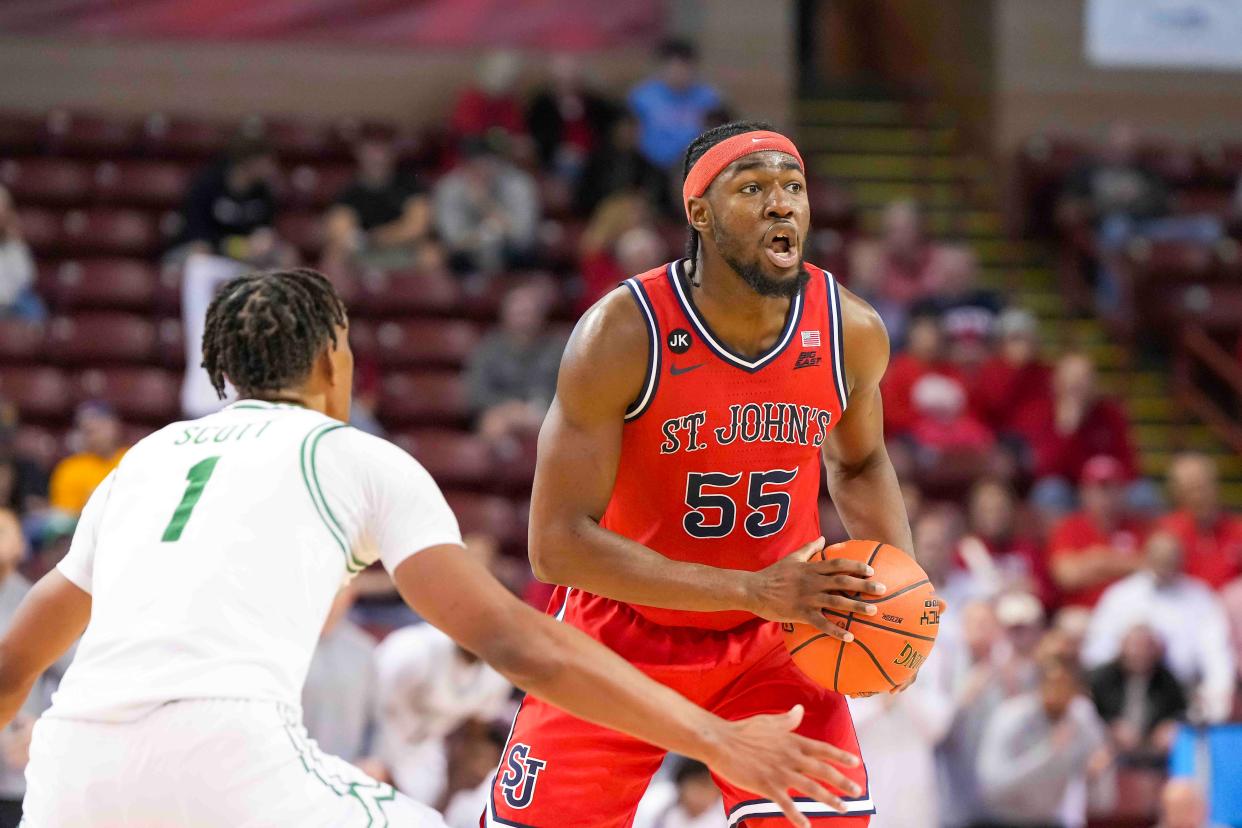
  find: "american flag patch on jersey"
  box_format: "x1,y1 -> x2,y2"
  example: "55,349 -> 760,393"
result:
801,330 -> 821,347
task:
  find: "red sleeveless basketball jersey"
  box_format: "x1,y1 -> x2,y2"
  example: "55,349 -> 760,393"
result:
570,258 -> 849,631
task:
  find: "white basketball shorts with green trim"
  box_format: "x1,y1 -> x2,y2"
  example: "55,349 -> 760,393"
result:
22,698 -> 445,827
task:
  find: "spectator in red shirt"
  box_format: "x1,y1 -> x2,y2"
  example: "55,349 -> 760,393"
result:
880,313 -> 961,436
576,191 -> 666,313
958,479 -> 1056,608
449,51 -> 532,161
1029,352 -> 1156,520
848,199 -> 947,341
1156,452 -> 1242,589
909,373 -> 995,455
969,308 -> 1053,447
1035,352 -> 1137,481
1049,455 -> 1148,608
526,54 -> 616,180
910,246 -> 1004,374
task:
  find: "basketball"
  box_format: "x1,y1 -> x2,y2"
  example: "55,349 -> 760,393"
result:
782,539 -> 941,696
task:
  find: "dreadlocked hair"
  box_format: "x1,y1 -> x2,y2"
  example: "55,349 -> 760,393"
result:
681,119 -> 775,284
201,267 -> 346,400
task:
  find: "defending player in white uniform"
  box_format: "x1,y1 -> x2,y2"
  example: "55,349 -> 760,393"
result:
0,268 -> 862,828
27,402 -> 456,826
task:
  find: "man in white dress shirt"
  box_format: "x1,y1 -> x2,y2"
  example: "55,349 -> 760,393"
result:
1082,531 -> 1235,723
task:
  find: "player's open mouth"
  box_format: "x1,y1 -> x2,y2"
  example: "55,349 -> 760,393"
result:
763,225 -> 799,269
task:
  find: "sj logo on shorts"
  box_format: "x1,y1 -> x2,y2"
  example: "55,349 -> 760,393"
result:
499,743 -> 547,809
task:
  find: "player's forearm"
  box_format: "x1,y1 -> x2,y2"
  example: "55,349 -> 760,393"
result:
530,516 -> 753,613
824,448 -> 913,556
0,674 -> 37,729
0,572 -> 91,727
493,607 -> 730,765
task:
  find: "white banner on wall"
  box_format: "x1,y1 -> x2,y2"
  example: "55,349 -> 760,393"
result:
1086,0 -> 1242,70
181,253 -> 245,418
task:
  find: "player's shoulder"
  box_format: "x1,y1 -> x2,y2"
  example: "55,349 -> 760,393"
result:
311,420 -> 425,477
822,276 -> 889,387
557,267 -> 671,413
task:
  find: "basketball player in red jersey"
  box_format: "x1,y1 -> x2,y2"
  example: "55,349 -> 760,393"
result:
485,122 -> 916,828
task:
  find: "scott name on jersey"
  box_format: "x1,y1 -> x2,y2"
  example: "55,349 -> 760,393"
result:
659,401 -> 835,455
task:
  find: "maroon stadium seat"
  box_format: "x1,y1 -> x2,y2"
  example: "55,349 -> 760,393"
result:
372,319 -> 480,369
122,424 -> 157,447
1198,141 -> 1242,185
0,319 -> 43,363
347,318 -> 375,361
259,118 -> 341,162
60,208 -> 159,257
0,159 -> 92,206
392,429 -> 493,488
377,371 -> 471,427
13,425 -> 65,469
94,161 -> 191,209
443,492 -> 520,546
141,114 -> 232,160
0,113 -> 45,155
352,270 -> 463,319
1125,239 -> 1216,284
76,367 -> 181,424
15,207 -> 62,253
45,111 -> 140,157
0,367 -> 72,422
153,263 -> 184,315
274,211 -> 324,258
156,318 -> 186,369
52,259 -> 157,311
47,313 -> 156,365
1138,140 -> 1197,186
287,164 -> 354,209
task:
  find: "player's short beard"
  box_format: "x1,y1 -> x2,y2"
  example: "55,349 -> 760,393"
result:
714,232 -> 810,299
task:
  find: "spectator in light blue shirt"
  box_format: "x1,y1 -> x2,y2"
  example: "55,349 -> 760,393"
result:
627,39 -> 722,169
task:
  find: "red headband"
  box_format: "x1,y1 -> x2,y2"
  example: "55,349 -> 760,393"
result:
682,130 -> 804,221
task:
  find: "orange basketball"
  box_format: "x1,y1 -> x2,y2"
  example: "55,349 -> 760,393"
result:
782,539 -> 941,696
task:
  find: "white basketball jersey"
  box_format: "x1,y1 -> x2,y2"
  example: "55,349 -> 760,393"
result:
48,400 -> 462,722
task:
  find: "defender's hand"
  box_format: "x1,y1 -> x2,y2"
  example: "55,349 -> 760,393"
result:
703,705 -> 862,827
743,537 -> 886,641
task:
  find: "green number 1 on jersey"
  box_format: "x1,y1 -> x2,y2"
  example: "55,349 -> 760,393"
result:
161,456 -> 220,542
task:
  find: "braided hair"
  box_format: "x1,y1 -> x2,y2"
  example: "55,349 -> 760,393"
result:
681,119 -> 776,281
201,268 -> 347,400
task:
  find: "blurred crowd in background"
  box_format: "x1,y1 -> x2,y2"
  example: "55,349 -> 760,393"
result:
0,35 -> 1238,828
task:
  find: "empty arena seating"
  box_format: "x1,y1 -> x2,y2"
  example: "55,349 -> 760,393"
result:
392,429 -> 494,489
377,372 -> 472,428
444,491 -> 521,548
370,319 -> 480,370
45,110 -> 141,157
0,319 -> 45,363
46,313 -> 159,365
0,107 -> 543,545
60,208 -> 161,257
0,367 -> 73,422
48,259 -> 159,311
351,270 -> 464,319
93,161 -> 192,209
0,158 -> 93,206
77,367 -> 182,425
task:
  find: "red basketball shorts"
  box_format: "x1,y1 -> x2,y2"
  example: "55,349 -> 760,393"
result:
483,589 -> 873,827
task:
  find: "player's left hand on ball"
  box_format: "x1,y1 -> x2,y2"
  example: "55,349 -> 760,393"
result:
708,704 -> 861,828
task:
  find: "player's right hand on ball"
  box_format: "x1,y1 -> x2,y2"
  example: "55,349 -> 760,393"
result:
707,704 -> 861,826
742,537 -> 886,640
